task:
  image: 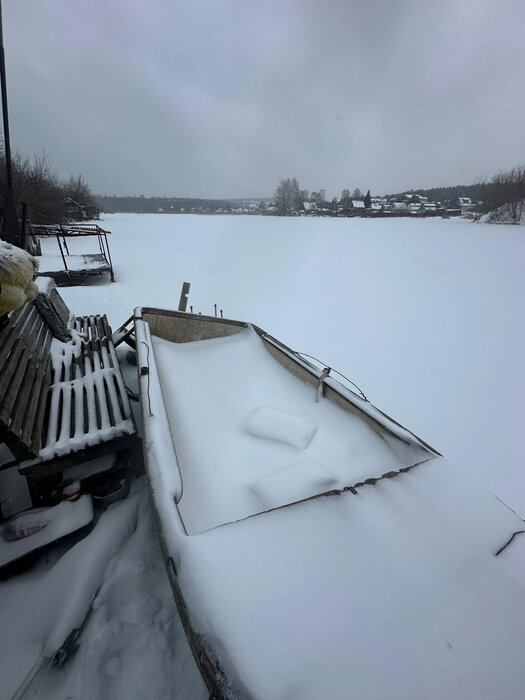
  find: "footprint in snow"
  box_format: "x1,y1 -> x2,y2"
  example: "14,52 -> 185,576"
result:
104,654 -> 121,678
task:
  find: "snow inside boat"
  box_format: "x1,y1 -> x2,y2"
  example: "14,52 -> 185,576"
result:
135,307 -> 525,699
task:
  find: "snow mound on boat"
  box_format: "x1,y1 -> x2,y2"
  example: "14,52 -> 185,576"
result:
151,326 -> 420,533
250,461 -> 338,508
245,406 -> 317,449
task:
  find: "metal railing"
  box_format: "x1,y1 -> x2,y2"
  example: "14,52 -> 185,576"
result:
31,223 -> 115,282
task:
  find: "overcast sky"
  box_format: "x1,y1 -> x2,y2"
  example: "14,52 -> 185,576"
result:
4,0 -> 525,198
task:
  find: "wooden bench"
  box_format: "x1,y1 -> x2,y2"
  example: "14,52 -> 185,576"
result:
0,280 -> 137,506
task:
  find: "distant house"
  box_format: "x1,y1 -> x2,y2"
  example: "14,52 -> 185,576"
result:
458,197 -> 474,211
389,202 -> 408,212
350,200 -> 365,209
419,202 -> 438,215
63,196 -> 84,220
407,203 -> 421,215
303,201 -> 318,213
63,197 -> 99,221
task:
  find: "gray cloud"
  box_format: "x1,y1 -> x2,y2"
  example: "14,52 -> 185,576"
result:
5,0 -> 525,198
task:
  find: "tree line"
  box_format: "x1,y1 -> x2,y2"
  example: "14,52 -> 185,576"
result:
0,151 -> 97,225
95,194 -> 234,214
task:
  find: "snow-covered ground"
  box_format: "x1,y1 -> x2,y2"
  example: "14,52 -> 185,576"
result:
3,213 -> 523,699
63,213 -> 525,517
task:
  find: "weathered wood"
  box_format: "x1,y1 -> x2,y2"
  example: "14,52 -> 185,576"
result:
49,289 -> 70,326
1,289 -> 136,474
34,293 -> 71,342
178,282 -> 191,312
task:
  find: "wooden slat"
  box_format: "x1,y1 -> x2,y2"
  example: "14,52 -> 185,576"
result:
11,328 -> 53,438
8,355 -> 40,433
101,315 -> 112,340
0,343 -> 30,418
0,308 -> 30,368
49,288 -> 70,326
19,364 -> 47,444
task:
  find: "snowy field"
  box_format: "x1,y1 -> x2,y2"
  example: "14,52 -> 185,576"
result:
64,213 -> 525,516
2,213 -> 524,699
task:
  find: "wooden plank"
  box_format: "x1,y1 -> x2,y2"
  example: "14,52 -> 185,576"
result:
0,346 -> 31,426
20,432 -> 137,479
19,364 -> 47,446
17,306 -> 41,346
48,288 -> 71,326
0,312 -> 27,368
26,354 -> 52,456
0,338 -> 28,410
34,293 -> 71,342
178,282 -> 191,312
96,315 -> 106,341
101,315 -> 112,341
9,348 -> 47,437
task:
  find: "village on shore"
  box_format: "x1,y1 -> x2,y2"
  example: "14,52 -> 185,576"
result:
183,193 -> 476,217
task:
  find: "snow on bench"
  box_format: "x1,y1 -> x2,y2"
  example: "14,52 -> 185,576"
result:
0,280 -> 136,489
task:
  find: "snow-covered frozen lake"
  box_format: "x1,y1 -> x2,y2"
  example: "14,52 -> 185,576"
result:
63,213 -> 525,517
8,212 -> 521,700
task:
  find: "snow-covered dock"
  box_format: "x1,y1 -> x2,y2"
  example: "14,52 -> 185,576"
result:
36,253 -> 112,285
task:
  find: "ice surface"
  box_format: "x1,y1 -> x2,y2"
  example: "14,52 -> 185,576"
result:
152,327 -> 411,533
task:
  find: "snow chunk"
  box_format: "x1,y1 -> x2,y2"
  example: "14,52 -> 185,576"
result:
251,461 -> 338,508
245,406 -> 317,449
35,276 -> 56,295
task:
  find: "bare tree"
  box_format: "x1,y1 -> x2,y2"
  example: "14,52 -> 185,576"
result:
0,150 -> 96,225
486,166 -> 525,224
63,174 -> 94,207
275,177 -> 301,215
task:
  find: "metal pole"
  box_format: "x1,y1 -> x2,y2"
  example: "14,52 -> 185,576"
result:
0,0 -> 20,246
102,231 -> 115,282
0,0 -> 13,188
20,201 -> 27,248
56,232 -> 68,271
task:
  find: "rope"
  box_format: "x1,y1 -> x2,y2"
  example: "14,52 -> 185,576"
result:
296,352 -> 368,401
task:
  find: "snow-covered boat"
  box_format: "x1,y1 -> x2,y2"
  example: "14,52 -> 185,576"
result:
134,307 -> 525,699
